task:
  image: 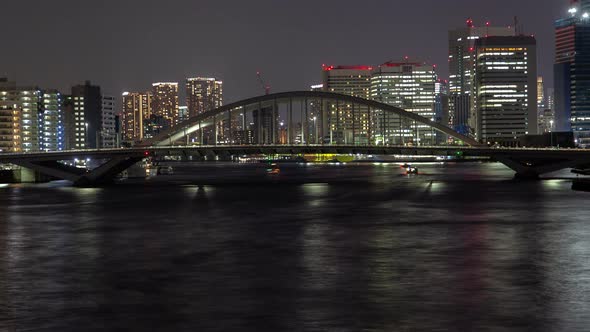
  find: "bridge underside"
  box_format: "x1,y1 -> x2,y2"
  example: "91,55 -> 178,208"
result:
9,156 -> 144,186
494,155 -> 590,179
2,145 -> 590,186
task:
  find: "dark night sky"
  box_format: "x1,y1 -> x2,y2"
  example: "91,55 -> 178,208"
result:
2,0 -> 567,104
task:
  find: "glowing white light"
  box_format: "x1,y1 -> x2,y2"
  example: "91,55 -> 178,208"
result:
583,12 -> 589,19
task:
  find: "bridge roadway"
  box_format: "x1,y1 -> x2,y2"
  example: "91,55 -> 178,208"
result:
1,145 -> 590,185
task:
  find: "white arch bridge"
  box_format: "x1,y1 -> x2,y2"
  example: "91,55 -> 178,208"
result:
1,91 -> 589,186
139,91 -> 481,147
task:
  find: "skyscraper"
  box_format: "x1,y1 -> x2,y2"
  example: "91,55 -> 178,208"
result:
448,19 -> 514,135
322,65 -> 372,144
370,60 -> 437,145
185,77 -> 223,117
473,36 -> 537,145
554,0 -> 590,146
69,81 -> 102,149
101,95 -> 116,148
122,91 -> 152,142
152,82 -> 179,126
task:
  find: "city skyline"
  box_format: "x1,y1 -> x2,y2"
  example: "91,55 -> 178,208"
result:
1,0 -> 565,103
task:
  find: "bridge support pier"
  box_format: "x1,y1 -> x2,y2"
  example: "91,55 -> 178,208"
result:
495,155 -> 588,180
10,156 -> 144,187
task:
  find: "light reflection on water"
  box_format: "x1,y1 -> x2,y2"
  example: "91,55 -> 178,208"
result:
1,162 -> 590,331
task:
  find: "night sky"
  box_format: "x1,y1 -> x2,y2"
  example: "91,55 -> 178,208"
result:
2,0 -> 566,103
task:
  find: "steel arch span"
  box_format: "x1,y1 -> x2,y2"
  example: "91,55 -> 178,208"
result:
140,91 -> 482,147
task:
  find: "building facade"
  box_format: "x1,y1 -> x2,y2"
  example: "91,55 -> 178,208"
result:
101,95 -> 116,148
39,89 -> 64,151
122,91 -> 152,142
554,0 -> 590,146
371,61 -> 437,145
474,36 -> 538,145
185,77 -> 223,117
448,19 -> 514,135
69,81 -> 102,149
322,65 -> 372,144
0,79 -> 40,152
152,82 -> 179,126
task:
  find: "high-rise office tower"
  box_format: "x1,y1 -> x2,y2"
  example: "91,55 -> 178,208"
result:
435,79 -> 450,143
39,89 -> 64,151
68,81 -> 102,149
185,77 -> 223,117
322,65 -> 372,144
122,92 -> 152,142
371,60 -> 437,145
473,36 -> 537,145
448,19 -> 514,134
0,79 -> 40,152
101,95 -> 116,148
554,0 -> 590,146
152,82 -> 179,126
537,77 -> 545,108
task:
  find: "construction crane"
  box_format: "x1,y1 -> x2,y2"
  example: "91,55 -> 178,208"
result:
256,71 -> 271,95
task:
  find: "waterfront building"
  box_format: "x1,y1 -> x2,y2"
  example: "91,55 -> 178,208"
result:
473,36 -> 538,145
448,19 -> 514,134
0,79 -> 41,152
101,95 -> 116,148
554,0 -> 590,146
185,78 -> 223,143
185,77 -> 223,117
122,91 -> 152,143
39,89 -> 64,151
322,65 -> 372,144
152,82 -> 179,126
305,84 -> 323,144
370,60 -> 437,145
68,81 -> 102,149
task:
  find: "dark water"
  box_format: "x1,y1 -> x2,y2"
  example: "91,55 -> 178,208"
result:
1,162 -> 590,331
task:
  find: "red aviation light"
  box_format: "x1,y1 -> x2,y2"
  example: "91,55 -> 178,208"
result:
466,18 -> 474,27
144,150 -> 151,157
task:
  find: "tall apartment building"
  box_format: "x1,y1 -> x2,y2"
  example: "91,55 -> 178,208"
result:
0,79 -> 40,152
122,91 -> 152,142
101,95 -> 116,148
371,61 -> 437,145
448,19 -> 514,134
186,77 -> 223,117
322,65 -> 372,144
152,82 -> 179,126
185,78 -> 224,144
473,36 -> 537,145
39,89 -> 64,151
67,81 -> 102,149
554,0 -> 590,146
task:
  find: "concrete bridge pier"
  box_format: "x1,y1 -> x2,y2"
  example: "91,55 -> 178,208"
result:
495,155 -> 589,180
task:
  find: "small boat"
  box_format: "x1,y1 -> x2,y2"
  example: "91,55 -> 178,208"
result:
266,163 -> 280,175
157,166 -> 174,175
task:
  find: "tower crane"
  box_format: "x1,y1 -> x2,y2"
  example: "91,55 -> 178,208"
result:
256,71 -> 271,95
